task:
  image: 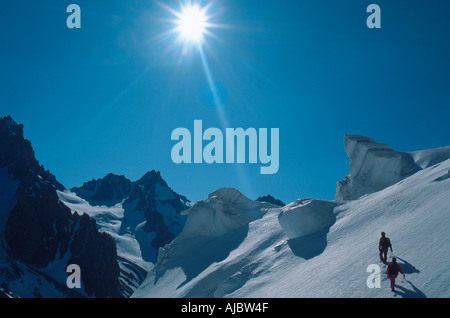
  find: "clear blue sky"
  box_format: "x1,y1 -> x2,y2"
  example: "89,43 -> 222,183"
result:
1,0 -> 450,204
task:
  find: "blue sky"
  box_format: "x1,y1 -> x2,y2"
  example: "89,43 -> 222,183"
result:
1,0 -> 450,204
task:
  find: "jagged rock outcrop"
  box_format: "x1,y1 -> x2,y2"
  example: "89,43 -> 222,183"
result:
256,194 -> 285,207
68,212 -> 120,297
0,115 -> 64,190
122,170 -> 189,255
0,116 -> 122,298
72,173 -> 132,205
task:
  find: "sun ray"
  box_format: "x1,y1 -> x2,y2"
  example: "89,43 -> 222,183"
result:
153,0 -> 254,202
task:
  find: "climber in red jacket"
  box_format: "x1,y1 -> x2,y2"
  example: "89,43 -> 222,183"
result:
387,257 -> 405,291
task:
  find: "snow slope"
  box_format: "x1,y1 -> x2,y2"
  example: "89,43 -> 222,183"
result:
57,190 -> 147,268
133,153 -> 450,298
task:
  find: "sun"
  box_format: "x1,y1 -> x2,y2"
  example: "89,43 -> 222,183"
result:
175,4 -> 209,44
158,1 -> 223,49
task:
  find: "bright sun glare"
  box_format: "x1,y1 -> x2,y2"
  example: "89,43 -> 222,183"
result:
175,4 -> 209,44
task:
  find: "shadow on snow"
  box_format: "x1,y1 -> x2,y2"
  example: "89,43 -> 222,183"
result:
393,257 -> 426,298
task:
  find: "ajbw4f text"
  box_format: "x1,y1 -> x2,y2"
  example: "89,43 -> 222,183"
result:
171,120 -> 279,174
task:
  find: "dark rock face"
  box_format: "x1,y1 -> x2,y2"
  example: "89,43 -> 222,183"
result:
73,173 -> 132,205
68,213 -> 121,298
256,194 -> 285,207
5,180 -> 72,268
124,170 -> 189,251
0,115 -> 64,191
0,116 -> 122,298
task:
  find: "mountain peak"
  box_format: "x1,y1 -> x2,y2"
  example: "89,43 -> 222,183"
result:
135,170 -> 166,187
0,115 -> 24,137
73,173 -> 132,205
207,187 -> 251,204
0,115 -> 64,190
256,194 -> 285,207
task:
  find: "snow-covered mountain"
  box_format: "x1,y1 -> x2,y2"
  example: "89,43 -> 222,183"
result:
58,170 -> 190,296
133,136 -> 450,298
66,170 -> 189,262
0,116 -> 191,298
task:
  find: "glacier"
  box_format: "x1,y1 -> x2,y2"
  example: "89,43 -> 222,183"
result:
335,135 -> 421,201
132,138 -> 450,298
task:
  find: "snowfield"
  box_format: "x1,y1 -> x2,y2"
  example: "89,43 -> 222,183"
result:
132,148 -> 450,298
57,190 -> 150,270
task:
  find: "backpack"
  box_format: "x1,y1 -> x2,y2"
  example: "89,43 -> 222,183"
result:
388,262 -> 399,276
380,237 -> 391,248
